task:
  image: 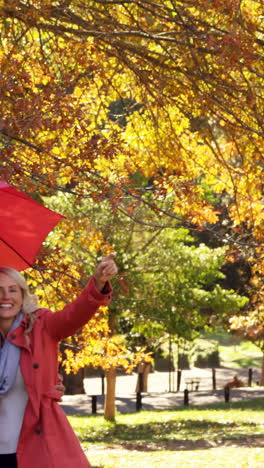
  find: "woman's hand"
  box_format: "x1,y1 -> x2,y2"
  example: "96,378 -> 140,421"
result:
55,374 -> 65,401
93,253 -> 118,292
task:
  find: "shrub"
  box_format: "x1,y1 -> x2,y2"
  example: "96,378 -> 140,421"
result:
190,339 -> 220,368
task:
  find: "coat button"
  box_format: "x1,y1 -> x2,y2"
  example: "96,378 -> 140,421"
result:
10,334 -> 16,339
35,429 -> 41,435
33,363 -> 39,369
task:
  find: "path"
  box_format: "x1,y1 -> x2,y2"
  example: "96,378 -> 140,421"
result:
60,366 -> 264,415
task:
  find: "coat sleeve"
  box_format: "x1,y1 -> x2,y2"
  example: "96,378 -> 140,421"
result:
42,277 -> 112,341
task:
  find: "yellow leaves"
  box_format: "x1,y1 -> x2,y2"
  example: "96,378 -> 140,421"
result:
1,0 -> 264,380
230,306 -> 264,341
182,204 -> 220,225
51,147 -> 62,156
61,315 -> 153,375
62,349 -> 75,375
2,0 -> 262,245
95,151 -> 129,179
241,0 -> 263,29
73,86 -> 83,98
229,198 -> 264,240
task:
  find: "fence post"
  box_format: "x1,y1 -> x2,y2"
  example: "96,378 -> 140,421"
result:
224,387 -> 230,403
136,392 -> 142,411
101,373 -> 105,395
248,368 -> 253,387
136,374 -> 143,411
177,369 -> 182,392
184,389 -> 189,406
91,395 -> 97,414
212,368 -> 216,390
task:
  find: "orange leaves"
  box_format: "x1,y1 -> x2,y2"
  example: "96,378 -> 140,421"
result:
173,198 -> 220,226
211,32 -> 254,67
201,0 -> 241,14
1,1 -> 264,374
225,248 -> 241,263
230,306 -> 264,341
0,0 -> 263,239
62,311 -> 153,375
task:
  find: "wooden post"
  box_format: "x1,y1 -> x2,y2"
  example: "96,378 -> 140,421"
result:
139,373 -> 143,393
136,374 -> 143,411
224,387 -> 230,403
169,334 -> 173,392
136,392 -> 142,411
177,369 -> 182,392
184,389 -> 189,406
212,368 -> 216,390
101,373 -> 105,395
248,368 -> 253,387
91,395 -> 97,414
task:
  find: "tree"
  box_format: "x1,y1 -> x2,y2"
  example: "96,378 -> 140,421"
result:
39,192 -> 157,421
125,227 -> 248,343
230,307 -> 264,385
0,0 -> 263,409
43,193 -> 247,414
1,0 -> 263,244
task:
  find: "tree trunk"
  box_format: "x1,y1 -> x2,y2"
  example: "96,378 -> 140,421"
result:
60,366 -> 85,395
104,367 -> 117,421
60,342 -> 85,394
260,352 -> 264,386
135,361 -> 151,392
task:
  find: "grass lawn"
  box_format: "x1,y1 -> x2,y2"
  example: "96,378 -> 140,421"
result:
69,398 -> 264,467
204,329 -> 263,369
219,340 -> 263,368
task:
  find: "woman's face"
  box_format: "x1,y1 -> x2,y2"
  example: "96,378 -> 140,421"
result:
0,272 -> 23,330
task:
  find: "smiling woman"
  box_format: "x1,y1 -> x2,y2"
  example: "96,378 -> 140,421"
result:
0,273 -> 24,336
0,255 -> 118,468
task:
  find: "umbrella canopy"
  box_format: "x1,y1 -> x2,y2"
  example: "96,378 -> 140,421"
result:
0,181 -> 63,271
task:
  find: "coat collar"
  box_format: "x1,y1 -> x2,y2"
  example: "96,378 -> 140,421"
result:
7,316 -> 30,350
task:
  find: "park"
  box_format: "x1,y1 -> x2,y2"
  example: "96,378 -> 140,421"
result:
0,1 -> 264,467
60,338 -> 264,467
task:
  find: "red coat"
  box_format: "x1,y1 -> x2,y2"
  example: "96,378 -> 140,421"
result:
7,277 -> 112,468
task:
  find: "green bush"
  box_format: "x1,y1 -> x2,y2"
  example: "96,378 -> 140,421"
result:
190,339 -> 220,368
154,357 -> 173,371
178,353 -> 190,369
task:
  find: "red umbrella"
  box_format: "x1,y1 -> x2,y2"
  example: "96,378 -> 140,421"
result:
0,181 -> 63,271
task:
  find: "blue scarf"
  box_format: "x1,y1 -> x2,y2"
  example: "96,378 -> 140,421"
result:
0,312 -> 23,395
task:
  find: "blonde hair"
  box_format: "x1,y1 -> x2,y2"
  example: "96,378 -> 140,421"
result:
0,266 -> 39,335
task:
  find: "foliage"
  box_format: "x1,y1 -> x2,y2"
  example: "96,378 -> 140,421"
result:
129,229 -> 248,343
189,338 -> 220,368
43,193 -> 248,367
63,314 -> 152,375
0,0 -> 263,394
230,306 -> 264,352
1,0 -> 263,248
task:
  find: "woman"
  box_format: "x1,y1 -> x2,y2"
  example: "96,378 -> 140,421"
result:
0,254 -> 117,468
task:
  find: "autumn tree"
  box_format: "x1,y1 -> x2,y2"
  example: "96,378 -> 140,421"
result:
0,0 -> 264,409
26,192 -> 154,421
230,307 -> 264,385
1,0 -> 263,239
43,193 -> 247,411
